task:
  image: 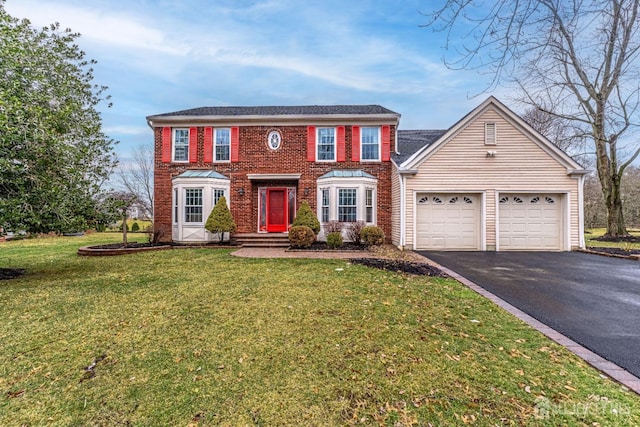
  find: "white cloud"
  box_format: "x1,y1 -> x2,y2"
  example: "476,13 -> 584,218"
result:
103,125 -> 149,136
5,1 -> 185,55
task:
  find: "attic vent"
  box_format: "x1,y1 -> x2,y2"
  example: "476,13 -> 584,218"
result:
485,123 -> 496,145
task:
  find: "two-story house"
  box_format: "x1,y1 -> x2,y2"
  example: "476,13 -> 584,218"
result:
147,105 -> 400,243
148,97 -> 587,251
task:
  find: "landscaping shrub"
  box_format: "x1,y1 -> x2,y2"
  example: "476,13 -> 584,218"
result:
288,225 -> 315,248
347,220 -> 366,244
205,196 -> 237,243
361,225 -> 385,246
323,220 -> 343,234
326,231 -> 343,249
292,201 -> 321,235
131,222 -> 140,232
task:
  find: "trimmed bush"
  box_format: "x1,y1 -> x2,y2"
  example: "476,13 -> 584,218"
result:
292,201 -> 321,235
361,225 -> 385,246
326,231 -> 343,249
289,225 -> 315,248
347,221 -> 366,244
205,196 -> 237,243
324,220 -> 344,234
131,222 -> 140,232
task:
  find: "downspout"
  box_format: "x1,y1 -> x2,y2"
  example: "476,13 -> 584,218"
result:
399,172 -> 406,249
578,174 -> 585,249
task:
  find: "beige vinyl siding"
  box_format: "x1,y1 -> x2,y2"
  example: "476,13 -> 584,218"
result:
404,107 -> 581,250
391,166 -> 401,246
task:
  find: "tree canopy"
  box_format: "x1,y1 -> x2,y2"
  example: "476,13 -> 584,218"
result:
425,0 -> 640,237
0,2 -> 117,233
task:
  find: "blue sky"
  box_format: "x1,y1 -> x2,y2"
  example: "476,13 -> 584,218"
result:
6,0 -> 509,165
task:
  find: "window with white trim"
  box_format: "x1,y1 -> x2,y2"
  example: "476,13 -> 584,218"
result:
365,188 -> 374,223
213,189 -> 225,206
173,128 -> 189,162
317,128 -> 336,161
316,175 -> 377,228
184,188 -> 203,223
173,188 -> 179,224
338,188 -> 357,222
321,188 -> 330,223
361,127 -> 380,161
215,128 -> 230,162
485,123 -> 496,145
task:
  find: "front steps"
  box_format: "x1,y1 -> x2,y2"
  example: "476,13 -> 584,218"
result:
233,233 -> 290,248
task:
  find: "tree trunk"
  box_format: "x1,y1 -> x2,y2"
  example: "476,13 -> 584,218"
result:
122,210 -> 128,247
603,173 -> 627,237
594,100 -> 628,238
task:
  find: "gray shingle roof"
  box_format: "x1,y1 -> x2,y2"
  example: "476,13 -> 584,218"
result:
393,130 -> 447,164
148,105 -> 399,119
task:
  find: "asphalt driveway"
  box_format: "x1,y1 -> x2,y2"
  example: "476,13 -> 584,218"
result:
419,251 -> 640,378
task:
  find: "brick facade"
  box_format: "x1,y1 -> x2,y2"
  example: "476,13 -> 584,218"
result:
153,124 -> 395,242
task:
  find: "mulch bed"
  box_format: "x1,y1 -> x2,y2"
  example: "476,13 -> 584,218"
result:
290,242 -> 368,251
0,268 -> 25,281
350,258 -> 447,277
86,242 -> 173,250
586,246 -> 640,256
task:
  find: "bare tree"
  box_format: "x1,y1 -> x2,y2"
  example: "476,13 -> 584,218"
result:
425,0 -> 640,237
521,107 -> 590,162
118,144 -> 154,220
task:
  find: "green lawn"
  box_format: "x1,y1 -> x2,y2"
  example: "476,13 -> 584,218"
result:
585,228 -> 640,249
1,234 -> 639,426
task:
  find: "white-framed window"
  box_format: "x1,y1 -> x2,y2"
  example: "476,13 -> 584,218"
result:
215,128 -> 231,162
184,188 -> 203,223
321,188 -> 330,223
173,128 -> 189,162
338,189 -> 357,222
361,127 -> 380,161
173,188 -> 179,224
485,123 -> 496,145
213,189 -> 226,206
317,127 -> 336,161
365,188 -> 374,223
316,173 -> 378,233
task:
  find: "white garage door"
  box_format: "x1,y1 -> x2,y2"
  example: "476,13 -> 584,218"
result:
499,194 -> 562,250
416,194 -> 480,250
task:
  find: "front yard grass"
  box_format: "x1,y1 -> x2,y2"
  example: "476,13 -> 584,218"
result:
1,234 -> 639,426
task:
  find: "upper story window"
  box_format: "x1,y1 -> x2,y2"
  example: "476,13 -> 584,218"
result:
215,128 -> 231,162
317,128 -> 336,161
173,128 -> 189,162
360,127 -> 380,161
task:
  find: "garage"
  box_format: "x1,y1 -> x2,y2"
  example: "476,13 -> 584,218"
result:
415,193 -> 480,250
498,193 -> 563,250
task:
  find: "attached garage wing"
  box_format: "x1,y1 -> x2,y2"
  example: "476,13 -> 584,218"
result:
498,194 -> 563,250
415,193 -> 481,250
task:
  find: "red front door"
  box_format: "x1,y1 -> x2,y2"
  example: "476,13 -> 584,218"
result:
266,188 -> 287,232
